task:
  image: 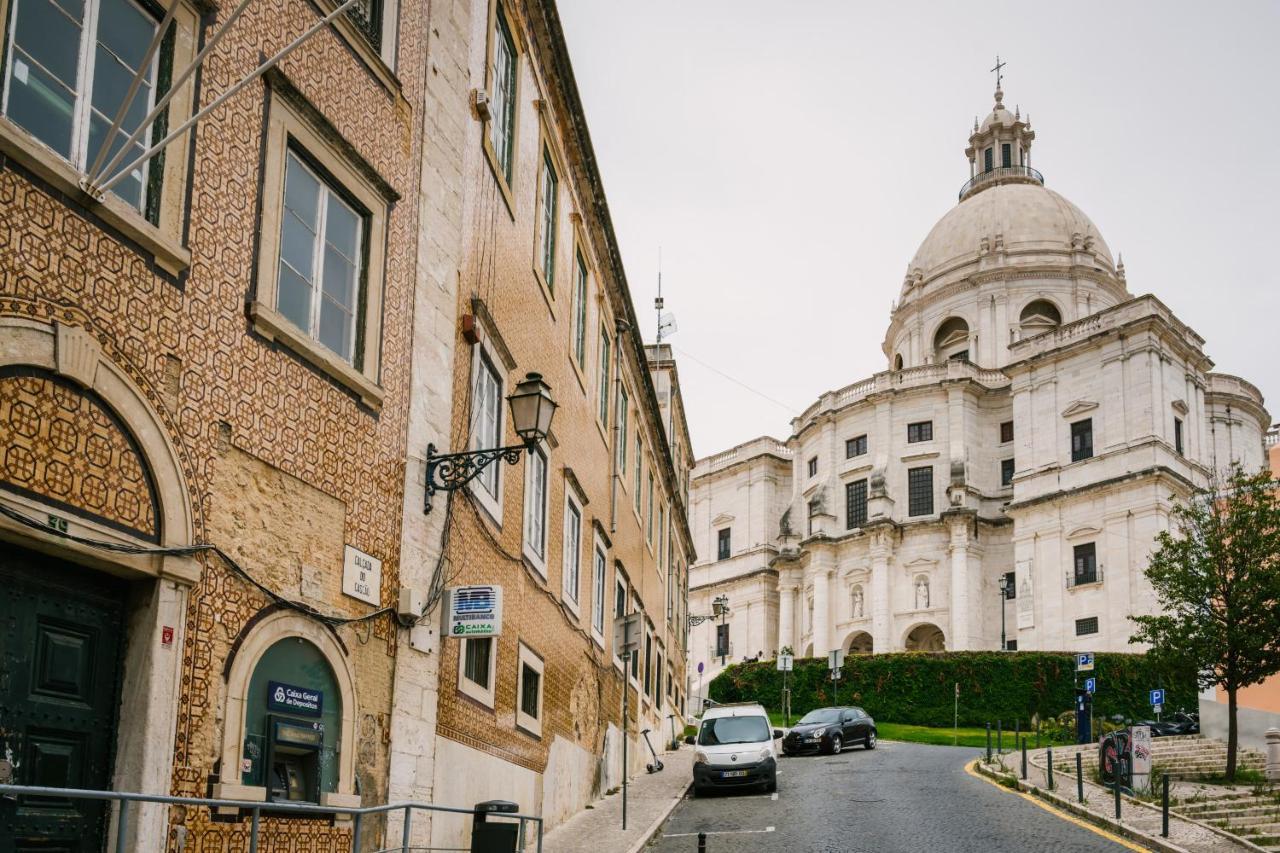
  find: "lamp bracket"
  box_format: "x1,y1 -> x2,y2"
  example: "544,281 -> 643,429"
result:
424,442 -> 528,513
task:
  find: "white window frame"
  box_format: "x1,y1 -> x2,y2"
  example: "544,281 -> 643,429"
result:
522,442 -> 548,576
277,151 -> 365,365
633,438 -> 643,516
591,533 -> 607,643
469,341 -> 505,523
515,642 -> 544,737
457,635 -> 497,708
613,569 -> 628,670
537,148 -> 558,290
597,326 -> 611,428
562,491 -> 582,613
616,386 -> 629,474
487,1 -> 517,187
1,0 -> 160,210
572,252 -> 588,370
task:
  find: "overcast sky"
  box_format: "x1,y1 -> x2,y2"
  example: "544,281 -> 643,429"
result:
557,0 -> 1280,459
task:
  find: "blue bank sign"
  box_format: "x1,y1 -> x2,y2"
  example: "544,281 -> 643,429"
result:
267,681 -> 323,718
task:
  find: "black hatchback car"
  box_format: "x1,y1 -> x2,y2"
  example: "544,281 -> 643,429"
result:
781,707 -> 877,755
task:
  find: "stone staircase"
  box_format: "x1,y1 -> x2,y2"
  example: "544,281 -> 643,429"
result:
1055,734 -> 1266,781
1175,791 -> 1280,851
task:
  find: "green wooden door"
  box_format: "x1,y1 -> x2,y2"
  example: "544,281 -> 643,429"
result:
0,546 -> 126,853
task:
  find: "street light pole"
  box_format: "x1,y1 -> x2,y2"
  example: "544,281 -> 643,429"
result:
713,595 -> 730,667
997,574 -> 1008,651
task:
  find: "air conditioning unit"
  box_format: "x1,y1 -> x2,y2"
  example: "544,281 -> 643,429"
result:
472,88 -> 491,120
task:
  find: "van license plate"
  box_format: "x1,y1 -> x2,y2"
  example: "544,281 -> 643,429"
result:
721,770 -> 748,778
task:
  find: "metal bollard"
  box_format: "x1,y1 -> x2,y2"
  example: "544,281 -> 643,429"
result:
1114,768 -> 1122,820
114,801 -> 129,853
1162,775 -> 1169,837
1047,747 -> 1054,790
698,830 -> 707,852
1036,721 -> 1041,750
1021,738 -> 1028,780
402,805 -> 413,851
1076,751 -> 1084,802
1015,719 -> 1021,747
986,722 -> 992,761
250,807 -> 261,853
997,719 -> 1003,753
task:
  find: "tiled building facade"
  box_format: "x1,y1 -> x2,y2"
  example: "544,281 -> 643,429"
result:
422,0 -> 694,845
0,0 -> 430,850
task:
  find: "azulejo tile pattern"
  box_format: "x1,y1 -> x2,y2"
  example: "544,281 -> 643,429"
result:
0,0 -> 427,849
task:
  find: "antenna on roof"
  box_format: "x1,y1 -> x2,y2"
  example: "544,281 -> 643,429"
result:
655,246 -> 676,346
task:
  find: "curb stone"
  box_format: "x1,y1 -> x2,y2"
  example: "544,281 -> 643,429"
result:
623,782 -> 692,853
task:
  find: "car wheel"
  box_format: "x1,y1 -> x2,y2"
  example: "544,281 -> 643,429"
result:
829,733 -> 842,754
865,730 -> 877,750
691,784 -> 703,798
766,772 -> 777,793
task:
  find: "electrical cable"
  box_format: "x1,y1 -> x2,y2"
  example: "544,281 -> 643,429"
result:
669,343 -> 800,415
0,502 -> 396,628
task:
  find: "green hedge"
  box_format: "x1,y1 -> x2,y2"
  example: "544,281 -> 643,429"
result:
707,652 -> 1197,727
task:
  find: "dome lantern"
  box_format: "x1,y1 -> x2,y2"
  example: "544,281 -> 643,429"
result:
960,65 -> 1040,201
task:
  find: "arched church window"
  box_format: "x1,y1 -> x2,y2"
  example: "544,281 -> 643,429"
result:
932,317 -> 970,363
1019,300 -> 1062,336
893,353 -> 904,371
241,637 -> 342,803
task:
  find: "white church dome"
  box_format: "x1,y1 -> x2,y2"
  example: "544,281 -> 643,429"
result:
907,182 -> 1113,287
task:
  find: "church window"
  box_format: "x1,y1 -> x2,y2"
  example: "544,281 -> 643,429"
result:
717,528 -> 730,560
1001,458 -> 1014,487
1070,419 -> 1093,462
893,353 -> 904,370
1075,616 -> 1099,637
1073,543 -> 1098,586
983,147 -> 993,172
846,434 -> 868,458
807,456 -> 818,478
1001,143 -> 1011,167
907,421 -> 933,443
907,466 -> 934,517
1174,418 -> 1184,456
1000,421 -> 1014,443
949,350 -> 969,362
846,479 -> 868,528
1003,571 -> 1016,599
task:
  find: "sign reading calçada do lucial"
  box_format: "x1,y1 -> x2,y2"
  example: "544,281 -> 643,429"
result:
342,545 -> 382,606
444,585 -> 504,637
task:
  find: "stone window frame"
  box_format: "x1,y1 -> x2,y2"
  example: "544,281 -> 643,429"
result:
596,323 -> 611,431
1075,616 -> 1099,637
1070,418 -> 1094,462
1000,458 -> 1015,487
906,420 -> 933,444
845,478 -> 868,529
807,456 -> 818,478
249,88 -> 390,411
1000,421 -> 1014,444
716,527 -> 731,561
515,641 -> 544,738
215,610 -> 359,811
480,0 -> 522,215
907,465 -> 934,517
846,434 -> 868,459
315,0 -> 403,94
0,0 -> 198,276
531,136 -> 561,307
457,635 -> 498,708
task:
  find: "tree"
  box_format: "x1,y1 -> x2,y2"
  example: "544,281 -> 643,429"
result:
1131,464 -> 1280,780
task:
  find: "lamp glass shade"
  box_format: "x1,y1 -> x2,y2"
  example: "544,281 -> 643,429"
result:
508,372 -> 557,445
998,575 -> 1008,592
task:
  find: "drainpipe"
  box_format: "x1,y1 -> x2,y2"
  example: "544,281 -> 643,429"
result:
611,318 -> 631,533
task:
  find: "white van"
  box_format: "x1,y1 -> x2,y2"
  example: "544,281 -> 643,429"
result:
685,702 -> 781,795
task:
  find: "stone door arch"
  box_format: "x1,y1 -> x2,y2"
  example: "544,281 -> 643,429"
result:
904,623 -> 946,651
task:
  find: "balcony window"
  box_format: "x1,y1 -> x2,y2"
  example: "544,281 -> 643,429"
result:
984,147 -> 993,172
717,528 -> 730,561
846,479 -> 868,529
1073,543 -> 1098,586
1001,143 -> 1011,167
1174,417 -> 1184,456
1003,571 -> 1016,600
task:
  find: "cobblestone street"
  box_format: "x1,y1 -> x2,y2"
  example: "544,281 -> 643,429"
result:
649,742 -> 1137,853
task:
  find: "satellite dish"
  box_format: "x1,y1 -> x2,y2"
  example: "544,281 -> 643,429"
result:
658,312 -> 677,338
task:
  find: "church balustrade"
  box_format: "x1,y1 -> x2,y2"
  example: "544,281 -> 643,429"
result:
958,164 -> 1045,200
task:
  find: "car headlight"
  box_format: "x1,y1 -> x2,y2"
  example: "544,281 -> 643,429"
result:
694,750 -> 709,765
759,748 -> 772,762
811,727 -> 826,737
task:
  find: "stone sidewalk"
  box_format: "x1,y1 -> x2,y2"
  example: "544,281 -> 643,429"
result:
988,744 -> 1265,853
541,747 -> 693,853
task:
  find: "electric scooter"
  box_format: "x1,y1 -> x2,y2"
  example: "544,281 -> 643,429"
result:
640,728 -> 664,773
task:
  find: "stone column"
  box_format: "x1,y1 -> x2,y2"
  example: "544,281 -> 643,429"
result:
870,527 -> 893,652
1267,729 -> 1280,782
948,517 -> 970,651
812,556 -> 833,657
778,583 -> 796,652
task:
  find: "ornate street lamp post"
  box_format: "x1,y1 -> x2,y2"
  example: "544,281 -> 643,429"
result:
423,372 -> 557,513
997,574 -> 1009,651
713,594 -> 731,667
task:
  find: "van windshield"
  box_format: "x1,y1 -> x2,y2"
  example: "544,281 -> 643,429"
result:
698,715 -> 770,746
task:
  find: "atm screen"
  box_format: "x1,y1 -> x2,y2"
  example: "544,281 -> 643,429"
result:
274,721 -> 324,747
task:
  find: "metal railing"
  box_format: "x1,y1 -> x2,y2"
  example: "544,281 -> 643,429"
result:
347,0 -> 384,50
1065,567 -> 1105,589
958,164 -> 1045,200
0,784 -> 542,853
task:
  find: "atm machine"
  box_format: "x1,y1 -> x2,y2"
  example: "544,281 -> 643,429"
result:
1075,688 -> 1093,744
265,716 -> 325,803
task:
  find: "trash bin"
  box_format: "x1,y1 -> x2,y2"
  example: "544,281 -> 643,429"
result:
470,800 -> 520,853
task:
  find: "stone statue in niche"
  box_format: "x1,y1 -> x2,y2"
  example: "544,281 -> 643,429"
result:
778,507 -> 792,536
915,575 -> 930,610
851,585 -> 864,619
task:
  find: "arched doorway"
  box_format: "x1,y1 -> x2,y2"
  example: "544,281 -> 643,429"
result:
933,317 -> 970,362
802,643 -> 814,658
1019,299 -> 1062,337
845,632 -> 873,655
904,623 -> 946,651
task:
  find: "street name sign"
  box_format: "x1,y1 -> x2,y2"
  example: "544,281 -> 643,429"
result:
342,545 -> 382,605
1076,653 -> 1094,672
613,612 -> 642,657
828,649 -> 845,670
777,654 -> 794,672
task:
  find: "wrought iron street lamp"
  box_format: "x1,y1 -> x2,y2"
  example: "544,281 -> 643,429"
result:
424,372 -> 558,513
997,574 -> 1009,651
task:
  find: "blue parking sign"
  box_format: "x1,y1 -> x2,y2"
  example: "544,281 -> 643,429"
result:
1085,677 -> 1096,694
1150,688 -> 1165,706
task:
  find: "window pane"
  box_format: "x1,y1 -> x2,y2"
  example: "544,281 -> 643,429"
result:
284,155 -> 322,229
280,211 -> 316,281
97,0 -> 153,71
322,243 -> 357,311
6,47 -> 78,159
91,44 -> 151,126
13,0 -> 83,90
324,196 -> 360,261
317,295 -> 353,362
520,664 -> 540,718
87,114 -> 146,207
277,262 -> 314,332
464,638 -> 491,687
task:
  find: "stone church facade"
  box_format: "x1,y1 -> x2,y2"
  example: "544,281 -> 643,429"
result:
688,85 -> 1270,693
